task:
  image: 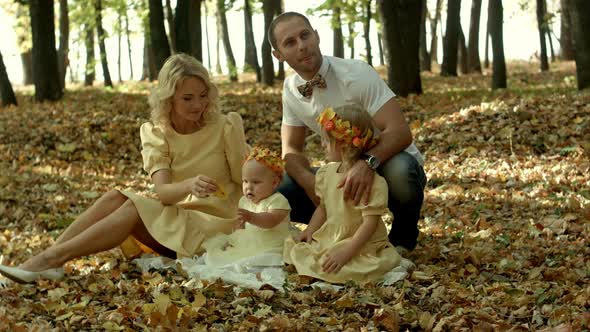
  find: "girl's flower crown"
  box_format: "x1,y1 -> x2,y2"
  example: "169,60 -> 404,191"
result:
246,147 -> 285,175
316,107 -> 378,151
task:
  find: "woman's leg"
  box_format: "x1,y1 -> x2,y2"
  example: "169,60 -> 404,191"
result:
55,190 -> 128,244
19,199 -> 142,271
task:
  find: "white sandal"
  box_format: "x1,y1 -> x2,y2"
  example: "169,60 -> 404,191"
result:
0,265 -> 65,284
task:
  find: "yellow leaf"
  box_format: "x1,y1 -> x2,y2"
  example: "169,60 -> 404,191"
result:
101,321 -> 124,331
56,312 -> 74,321
192,292 -> 206,309
155,293 -> 171,314
56,143 -> 77,153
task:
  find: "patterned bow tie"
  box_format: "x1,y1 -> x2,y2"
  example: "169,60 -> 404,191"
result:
297,74 -> 327,98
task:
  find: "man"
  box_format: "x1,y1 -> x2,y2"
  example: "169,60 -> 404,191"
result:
270,12 -> 426,251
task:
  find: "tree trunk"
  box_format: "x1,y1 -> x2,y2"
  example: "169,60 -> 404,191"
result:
261,0 -> 277,86
117,11 -> 122,82
165,0 -> 176,52
176,0 -> 203,61
215,12 -> 222,74
348,22 -> 355,59
547,28 -> 555,62
377,33 -> 384,65
484,20 -> 490,68
21,51 -> 34,85
85,24 -> 95,86
537,0 -> 549,71
276,0 -> 285,80
571,0 -> 590,89
217,0 -> 237,81
429,0 -> 443,65
378,0 -> 422,97
149,0 -> 171,73
189,0 -> 202,62
441,0 -> 460,76
243,0 -> 261,82
419,0 -> 430,71
467,0 -> 482,73
560,0 -> 575,60
458,24 -> 468,74
29,0 -> 63,101
125,9 -> 133,80
333,7 -> 344,58
488,0 -> 506,89
0,50 -> 17,107
58,0 -> 69,90
204,1 -> 212,72
363,0 -> 372,66
96,0 -> 113,87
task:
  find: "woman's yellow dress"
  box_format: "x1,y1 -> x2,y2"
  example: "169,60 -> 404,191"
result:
283,162 -> 401,284
119,112 -> 248,257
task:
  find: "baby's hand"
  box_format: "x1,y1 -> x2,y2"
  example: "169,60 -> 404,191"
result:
295,229 -> 313,243
233,219 -> 245,231
237,208 -> 255,223
322,244 -> 356,273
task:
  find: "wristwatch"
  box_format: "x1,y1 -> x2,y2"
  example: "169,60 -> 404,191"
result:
362,154 -> 380,171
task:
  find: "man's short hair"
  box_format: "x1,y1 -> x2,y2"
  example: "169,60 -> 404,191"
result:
268,12 -> 313,50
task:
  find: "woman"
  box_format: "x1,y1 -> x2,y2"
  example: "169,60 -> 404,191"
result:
0,54 -> 248,283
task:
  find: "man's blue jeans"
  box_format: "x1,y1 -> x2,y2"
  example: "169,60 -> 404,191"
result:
278,152 -> 427,250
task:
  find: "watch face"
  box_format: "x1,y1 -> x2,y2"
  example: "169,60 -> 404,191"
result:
366,155 -> 379,169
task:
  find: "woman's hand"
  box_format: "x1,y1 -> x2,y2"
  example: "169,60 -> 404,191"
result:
295,229 -> 313,243
186,175 -> 218,198
321,244 -> 356,273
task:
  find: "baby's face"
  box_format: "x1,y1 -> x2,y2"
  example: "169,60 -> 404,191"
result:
242,160 -> 279,203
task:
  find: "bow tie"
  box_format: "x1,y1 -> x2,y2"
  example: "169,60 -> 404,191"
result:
297,74 -> 327,98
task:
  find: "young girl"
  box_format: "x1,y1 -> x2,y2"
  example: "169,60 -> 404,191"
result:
283,105 -> 401,284
203,147 -> 291,267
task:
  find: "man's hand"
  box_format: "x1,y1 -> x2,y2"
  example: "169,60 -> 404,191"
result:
338,160 -> 375,205
321,244 -> 356,273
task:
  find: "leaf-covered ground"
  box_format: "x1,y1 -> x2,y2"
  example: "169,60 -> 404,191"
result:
0,61 -> 588,331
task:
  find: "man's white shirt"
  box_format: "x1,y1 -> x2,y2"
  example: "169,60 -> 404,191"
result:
281,55 -> 424,165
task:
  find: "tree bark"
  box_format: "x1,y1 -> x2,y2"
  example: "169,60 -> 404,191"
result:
441,0 -> 460,76
29,0 -> 63,101
149,0 -> 171,73
458,24 -> 468,74
348,22 -> 355,59
488,0 -> 506,89
21,51 -> 33,85
215,9 -> 222,74
243,0 -> 261,82
378,33 -> 384,65
117,11 -> 122,82
203,1 -> 212,72
58,0 -> 69,89
84,23 -> 95,86
484,19 -> 490,68
125,8 -> 133,80
429,0 -> 442,65
261,0 -> 277,86
363,0 -> 372,66
165,0 -> 176,52
467,0 -> 482,73
217,0 -> 237,81
419,0 -> 430,71
0,50 -> 17,107
96,0 -> 113,87
176,0 -> 203,61
378,0 -> 422,97
560,0 -> 574,60
276,0 -> 285,80
571,0 -> 590,89
537,0 -> 549,71
333,7 -> 344,58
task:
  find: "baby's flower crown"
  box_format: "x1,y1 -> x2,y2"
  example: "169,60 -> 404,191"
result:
246,147 -> 285,175
316,107 -> 378,151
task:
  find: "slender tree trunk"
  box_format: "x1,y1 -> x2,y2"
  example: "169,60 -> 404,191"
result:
125,9 -> 133,80
484,20 -> 490,68
189,0 -> 203,61
467,0 -> 482,73
333,7 -> 344,58
243,0 -> 261,82
30,0 -> 63,101
276,0 -> 285,80
204,1 -> 212,72
117,11 -> 122,82
489,0 -> 506,89
215,12 -> 222,74
142,34 -> 149,80
149,0 -> 171,73
85,24 -> 95,86
441,0 -> 461,76
571,0 -> 590,89
21,51 -> 33,85
419,0 -> 430,71
537,0 -> 549,71
217,0 -> 237,81
429,0 -> 442,65
58,0 -> 69,89
176,0 -> 203,61
378,33 -> 384,65
15,4 -> 33,85
378,0 -> 422,96
547,28 -> 555,62
95,0 -> 113,87
363,0 -> 372,66
348,22 -> 355,59
458,24 -> 468,74
560,0 -> 575,60
261,0 -> 276,86
165,0 -> 176,52
0,50 -> 17,107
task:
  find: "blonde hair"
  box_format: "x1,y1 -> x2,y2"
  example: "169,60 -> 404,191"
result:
148,54 -> 219,128
321,104 -> 377,165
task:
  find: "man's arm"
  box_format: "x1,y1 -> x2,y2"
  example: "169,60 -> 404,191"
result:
367,97 -> 413,162
281,123 -> 320,205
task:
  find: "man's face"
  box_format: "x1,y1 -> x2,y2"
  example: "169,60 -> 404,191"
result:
272,17 -> 322,78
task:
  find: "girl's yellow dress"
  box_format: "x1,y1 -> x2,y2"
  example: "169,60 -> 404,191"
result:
119,112 -> 248,257
283,162 -> 401,284
202,192 -> 291,267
